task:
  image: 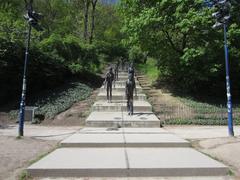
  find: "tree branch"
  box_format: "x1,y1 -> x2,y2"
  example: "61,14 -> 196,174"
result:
89,0 -> 98,43
182,33 -> 187,51
163,30 -> 183,55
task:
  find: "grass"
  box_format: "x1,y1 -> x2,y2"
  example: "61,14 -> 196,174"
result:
162,96 -> 240,125
137,58 -> 240,126
19,170 -> 31,180
136,58 -> 159,85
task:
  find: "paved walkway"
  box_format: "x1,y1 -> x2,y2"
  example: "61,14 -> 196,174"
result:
26,70 -> 231,179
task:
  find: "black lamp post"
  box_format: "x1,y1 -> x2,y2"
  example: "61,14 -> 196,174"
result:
18,0 -> 43,137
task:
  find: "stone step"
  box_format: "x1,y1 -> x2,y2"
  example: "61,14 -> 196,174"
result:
92,101 -> 152,112
61,128 -> 190,147
99,85 -> 143,93
27,147 -> 228,177
115,81 -> 140,86
86,112 -> 160,128
117,76 -> 137,81
97,92 -> 146,101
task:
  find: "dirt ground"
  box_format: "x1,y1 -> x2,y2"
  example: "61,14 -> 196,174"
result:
137,75 -> 192,124
165,126 -> 240,179
0,136 -> 58,180
0,89 -> 98,180
41,90 -> 99,126
196,137 -> 240,177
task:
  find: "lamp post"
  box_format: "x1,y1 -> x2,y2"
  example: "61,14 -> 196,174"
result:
18,0 -> 43,137
212,0 -> 234,136
18,24 -> 32,137
223,23 -> 234,136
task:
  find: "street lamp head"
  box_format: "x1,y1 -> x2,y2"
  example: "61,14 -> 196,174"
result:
212,0 -> 231,28
24,10 -> 44,31
212,21 -> 224,29
212,11 -> 221,18
30,11 -> 43,21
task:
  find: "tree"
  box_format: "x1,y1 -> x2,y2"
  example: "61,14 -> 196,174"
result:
83,0 -> 90,40
119,0 -> 240,96
89,0 -> 98,44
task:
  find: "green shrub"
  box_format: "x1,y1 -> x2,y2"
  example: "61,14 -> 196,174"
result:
34,82 -> 92,119
10,82 -> 92,121
129,46 -> 145,63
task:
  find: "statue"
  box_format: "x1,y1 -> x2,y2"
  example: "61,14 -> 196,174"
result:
114,60 -> 119,81
121,57 -> 127,71
125,73 -> 137,115
104,67 -> 115,103
128,62 -> 135,77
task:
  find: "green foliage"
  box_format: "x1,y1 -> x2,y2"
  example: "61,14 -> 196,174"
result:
34,82 -> 92,119
18,170 -> 31,180
136,58 -> 159,84
0,1 -> 25,41
128,46 -> 146,63
163,97 -> 240,125
10,82 -> 92,120
119,0 -> 240,98
38,34 -> 101,73
0,1 -> 126,107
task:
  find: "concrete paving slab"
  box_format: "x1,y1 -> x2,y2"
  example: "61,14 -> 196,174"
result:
61,133 -> 124,147
0,125 -> 80,141
27,148 -> 127,177
99,85 -> 142,93
122,128 -> 169,134
35,176 -> 235,180
115,81 -> 140,86
117,76 -> 137,81
77,127 -> 123,134
127,148 -> 228,176
76,127 -> 169,134
86,112 -> 159,127
122,112 -> 159,121
124,134 -> 190,147
97,92 -> 146,101
92,101 -> 152,112
165,126 -> 240,139
27,147 -> 228,177
61,131 -> 189,148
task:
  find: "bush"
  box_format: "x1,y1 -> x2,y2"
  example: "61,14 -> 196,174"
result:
95,41 -> 127,62
34,82 -> 92,119
39,34 -> 101,73
0,36 -> 70,105
128,46 -> 145,63
10,82 -> 92,121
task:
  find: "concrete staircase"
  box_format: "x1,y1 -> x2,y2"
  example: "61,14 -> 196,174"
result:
27,70 -> 229,179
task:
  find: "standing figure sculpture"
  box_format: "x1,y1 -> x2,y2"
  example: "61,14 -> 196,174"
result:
125,73 -> 137,115
114,61 -> 119,81
128,62 -> 135,77
121,57 -> 126,71
104,67 -> 115,103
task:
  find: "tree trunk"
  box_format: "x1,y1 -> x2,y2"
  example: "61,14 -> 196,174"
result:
89,0 -> 98,44
83,0 -> 90,40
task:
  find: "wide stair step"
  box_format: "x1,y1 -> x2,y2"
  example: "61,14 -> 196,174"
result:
115,81 -> 140,86
117,76 -> 137,81
27,147 -> 228,177
61,128 -> 190,147
99,85 -> 143,93
97,92 -> 146,101
92,101 -> 152,112
86,112 -> 160,127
